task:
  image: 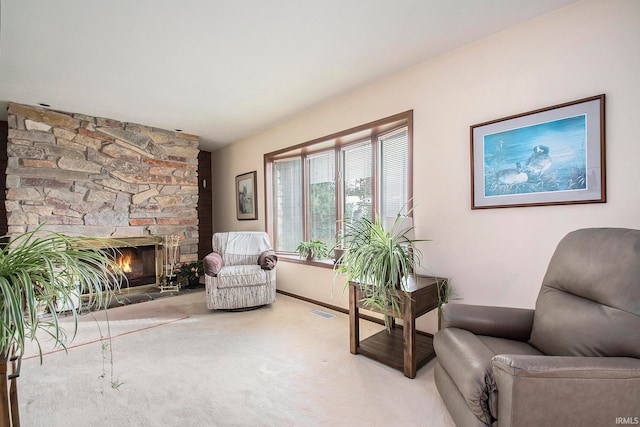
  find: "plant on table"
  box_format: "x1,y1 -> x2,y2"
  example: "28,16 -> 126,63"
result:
435,276 -> 457,330
335,209 -> 426,331
0,225 -> 126,424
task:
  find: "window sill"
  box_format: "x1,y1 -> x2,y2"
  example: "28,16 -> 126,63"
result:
278,254 -> 337,270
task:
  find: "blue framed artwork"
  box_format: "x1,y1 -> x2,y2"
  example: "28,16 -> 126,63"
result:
471,94 -> 605,209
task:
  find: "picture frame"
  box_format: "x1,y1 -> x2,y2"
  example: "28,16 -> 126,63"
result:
235,171 -> 258,220
470,94 -> 605,209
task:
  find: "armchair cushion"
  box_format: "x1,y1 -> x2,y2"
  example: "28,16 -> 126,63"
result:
258,250 -> 278,270
203,252 -> 223,276
529,228 -> 640,358
213,232 -> 273,266
214,265 -> 269,288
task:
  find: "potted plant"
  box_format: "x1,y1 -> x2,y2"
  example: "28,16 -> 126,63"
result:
0,225 -> 125,424
178,260 -> 204,288
331,246 -> 348,264
336,211 -> 424,330
296,240 -> 329,261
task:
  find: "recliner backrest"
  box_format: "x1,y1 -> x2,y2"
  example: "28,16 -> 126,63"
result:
529,228 -> 640,358
212,232 -> 273,266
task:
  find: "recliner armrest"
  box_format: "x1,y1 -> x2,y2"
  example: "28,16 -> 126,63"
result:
441,303 -> 534,342
492,355 -> 640,427
492,354 -> 640,378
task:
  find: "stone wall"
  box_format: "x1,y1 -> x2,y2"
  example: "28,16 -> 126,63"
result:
5,103 -> 200,263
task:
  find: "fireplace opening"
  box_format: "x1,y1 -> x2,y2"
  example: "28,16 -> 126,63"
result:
112,245 -> 158,288
77,236 -> 163,292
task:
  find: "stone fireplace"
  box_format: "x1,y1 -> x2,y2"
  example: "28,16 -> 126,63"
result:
5,103 -> 200,265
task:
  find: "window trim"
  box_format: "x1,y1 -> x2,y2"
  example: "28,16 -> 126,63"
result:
264,110 -> 413,262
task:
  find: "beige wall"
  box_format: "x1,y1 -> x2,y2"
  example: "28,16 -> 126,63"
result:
212,0 -> 640,333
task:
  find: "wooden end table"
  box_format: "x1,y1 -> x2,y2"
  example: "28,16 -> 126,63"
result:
349,275 -> 444,379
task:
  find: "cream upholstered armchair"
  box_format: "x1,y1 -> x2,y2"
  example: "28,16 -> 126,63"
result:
203,231 -> 277,310
434,228 -> 640,427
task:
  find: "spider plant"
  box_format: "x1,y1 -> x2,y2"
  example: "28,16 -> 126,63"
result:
0,225 -> 125,365
336,210 -> 425,330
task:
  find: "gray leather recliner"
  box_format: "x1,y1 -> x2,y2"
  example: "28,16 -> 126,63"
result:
434,228 -> 640,427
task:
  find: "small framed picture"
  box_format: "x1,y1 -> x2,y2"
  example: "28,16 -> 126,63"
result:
236,171 -> 258,220
470,94 -> 605,209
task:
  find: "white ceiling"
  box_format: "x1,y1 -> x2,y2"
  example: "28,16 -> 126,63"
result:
0,0 -> 577,151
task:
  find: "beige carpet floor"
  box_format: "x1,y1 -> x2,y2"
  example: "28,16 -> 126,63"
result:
18,289 -> 455,427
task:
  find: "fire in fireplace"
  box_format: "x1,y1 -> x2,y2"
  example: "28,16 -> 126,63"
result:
113,245 -> 158,287
76,236 -> 163,290
93,236 -> 164,289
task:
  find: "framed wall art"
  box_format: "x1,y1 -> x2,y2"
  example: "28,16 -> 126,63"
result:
470,94 -> 605,209
236,171 -> 258,220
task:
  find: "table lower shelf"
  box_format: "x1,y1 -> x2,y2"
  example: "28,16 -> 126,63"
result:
356,328 -> 435,375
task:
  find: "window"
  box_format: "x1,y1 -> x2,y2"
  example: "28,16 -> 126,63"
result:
343,142 -> 373,225
380,127 -> 410,217
273,157 -> 302,252
307,151 -> 336,246
265,111 -> 412,256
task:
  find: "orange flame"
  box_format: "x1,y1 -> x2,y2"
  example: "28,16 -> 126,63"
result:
117,253 -> 132,273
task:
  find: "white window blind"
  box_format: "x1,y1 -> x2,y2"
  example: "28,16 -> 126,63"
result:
380,127 -> 409,217
274,158 -> 302,252
343,142 -> 373,225
307,151 -> 336,245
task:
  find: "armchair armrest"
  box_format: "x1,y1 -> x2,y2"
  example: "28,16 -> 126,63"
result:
493,354 -> 640,378
441,303 -> 534,342
492,355 -> 640,427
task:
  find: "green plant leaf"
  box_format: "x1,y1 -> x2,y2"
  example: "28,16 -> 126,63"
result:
0,225 -> 125,363
334,205 -> 427,331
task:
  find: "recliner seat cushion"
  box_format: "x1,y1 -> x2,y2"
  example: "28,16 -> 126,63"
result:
529,228 -> 640,357
215,265 -> 270,288
434,328 -> 542,424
